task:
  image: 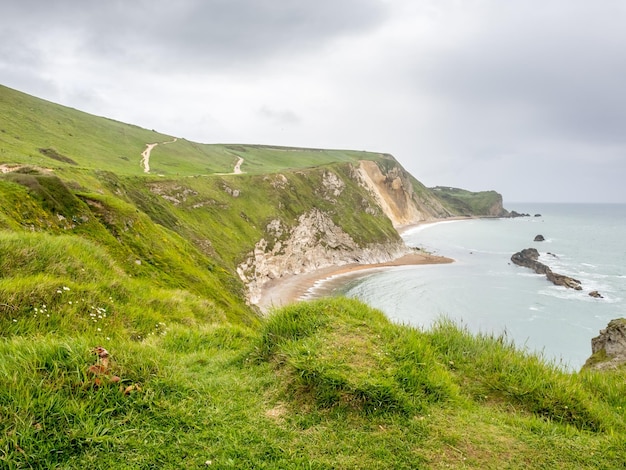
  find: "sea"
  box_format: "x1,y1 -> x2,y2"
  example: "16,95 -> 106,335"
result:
309,203 -> 626,371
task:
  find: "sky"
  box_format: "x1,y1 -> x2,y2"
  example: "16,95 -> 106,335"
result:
2,0 -> 626,203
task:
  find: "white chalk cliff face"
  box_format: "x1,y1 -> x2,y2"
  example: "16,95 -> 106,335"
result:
237,209 -> 409,305
237,160 -> 451,305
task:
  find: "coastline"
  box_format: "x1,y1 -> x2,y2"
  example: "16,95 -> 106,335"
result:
255,218 -> 464,313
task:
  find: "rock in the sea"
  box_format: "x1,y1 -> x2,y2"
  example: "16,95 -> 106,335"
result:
511,248 -> 582,290
546,270 -> 582,290
508,211 -> 530,218
534,234 -> 545,242
589,290 -> 603,299
534,214 -> 542,217
584,319 -> 626,370
511,248 -> 548,273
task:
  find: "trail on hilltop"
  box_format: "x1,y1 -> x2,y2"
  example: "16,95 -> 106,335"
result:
140,138 -> 177,173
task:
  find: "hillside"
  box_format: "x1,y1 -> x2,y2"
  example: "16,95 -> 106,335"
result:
431,186 -> 509,217
0,84 -> 504,309
2,84 -> 624,468
0,84 -> 381,177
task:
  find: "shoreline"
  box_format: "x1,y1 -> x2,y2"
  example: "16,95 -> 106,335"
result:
255,218 -> 467,313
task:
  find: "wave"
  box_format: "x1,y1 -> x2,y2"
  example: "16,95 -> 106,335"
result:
537,286 -> 620,304
401,219 -> 467,236
516,272 -> 544,278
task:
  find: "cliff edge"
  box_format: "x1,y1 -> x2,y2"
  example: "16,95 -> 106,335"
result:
583,319 -> 626,370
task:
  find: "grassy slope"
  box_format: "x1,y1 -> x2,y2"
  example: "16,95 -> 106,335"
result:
431,186 -> 505,216
2,299 -> 625,468
1,84 -> 625,468
0,84 -> 383,177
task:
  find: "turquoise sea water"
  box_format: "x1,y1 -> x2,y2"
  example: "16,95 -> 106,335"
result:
317,203 -> 626,370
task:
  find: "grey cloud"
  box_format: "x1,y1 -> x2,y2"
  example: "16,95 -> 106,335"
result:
3,0 -> 387,71
259,106 -> 301,125
411,1 -> 626,146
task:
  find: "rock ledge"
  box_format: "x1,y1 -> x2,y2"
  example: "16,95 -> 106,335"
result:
510,248 -> 582,290
584,319 -> 626,370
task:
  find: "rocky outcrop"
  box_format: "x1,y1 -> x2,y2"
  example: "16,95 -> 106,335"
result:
237,209 -> 410,304
584,319 -> 626,370
546,271 -> 583,290
430,186 -> 508,217
511,248 -> 582,290
511,248 -> 549,274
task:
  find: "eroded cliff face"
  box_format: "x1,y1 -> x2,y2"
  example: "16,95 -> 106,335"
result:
237,159 -> 458,306
356,161 -> 453,226
237,208 -> 409,305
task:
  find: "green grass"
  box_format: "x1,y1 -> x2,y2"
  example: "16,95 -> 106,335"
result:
431,186 -> 506,217
0,85 -> 387,177
1,298 -> 626,469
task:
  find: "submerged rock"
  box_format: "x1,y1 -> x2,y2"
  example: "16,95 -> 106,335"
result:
534,234 -> 545,242
584,319 -> 626,370
589,290 -> 603,299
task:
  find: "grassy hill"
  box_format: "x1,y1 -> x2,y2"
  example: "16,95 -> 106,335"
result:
431,186 -> 508,217
0,84 -> 383,177
1,84 -> 625,468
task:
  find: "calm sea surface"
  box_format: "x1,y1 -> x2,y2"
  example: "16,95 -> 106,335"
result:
312,203 -> 626,370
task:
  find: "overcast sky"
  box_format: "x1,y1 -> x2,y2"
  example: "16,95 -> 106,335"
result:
2,0 -> 625,203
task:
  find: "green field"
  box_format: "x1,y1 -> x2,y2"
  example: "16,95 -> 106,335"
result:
0,84 -> 386,177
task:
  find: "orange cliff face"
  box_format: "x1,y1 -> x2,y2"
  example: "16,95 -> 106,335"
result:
355,160 -> 453,227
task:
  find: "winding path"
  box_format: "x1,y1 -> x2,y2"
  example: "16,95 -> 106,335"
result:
140,138 -> 177,173
233,157 -> 244,174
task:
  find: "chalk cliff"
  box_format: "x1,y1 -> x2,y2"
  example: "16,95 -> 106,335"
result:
356,160 -> 453,226
237,159 -> 496,305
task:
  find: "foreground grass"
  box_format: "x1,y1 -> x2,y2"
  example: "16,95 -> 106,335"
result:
2,298 -> 625,469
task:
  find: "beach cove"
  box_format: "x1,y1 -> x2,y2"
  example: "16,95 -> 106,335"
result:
257,204 -> 626,370
255,218 -> 469,313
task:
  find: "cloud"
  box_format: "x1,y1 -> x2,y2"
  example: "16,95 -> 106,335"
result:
2,0 -> 387,72
258,106 -> 301,125
407,1 -> 626,145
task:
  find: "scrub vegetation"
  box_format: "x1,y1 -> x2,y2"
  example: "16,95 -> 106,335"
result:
1,84 -> 624,468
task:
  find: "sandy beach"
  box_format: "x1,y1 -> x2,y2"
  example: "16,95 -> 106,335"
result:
253,217 -> 486,313
256,248 -> 454,313
254,217 -> 480,312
